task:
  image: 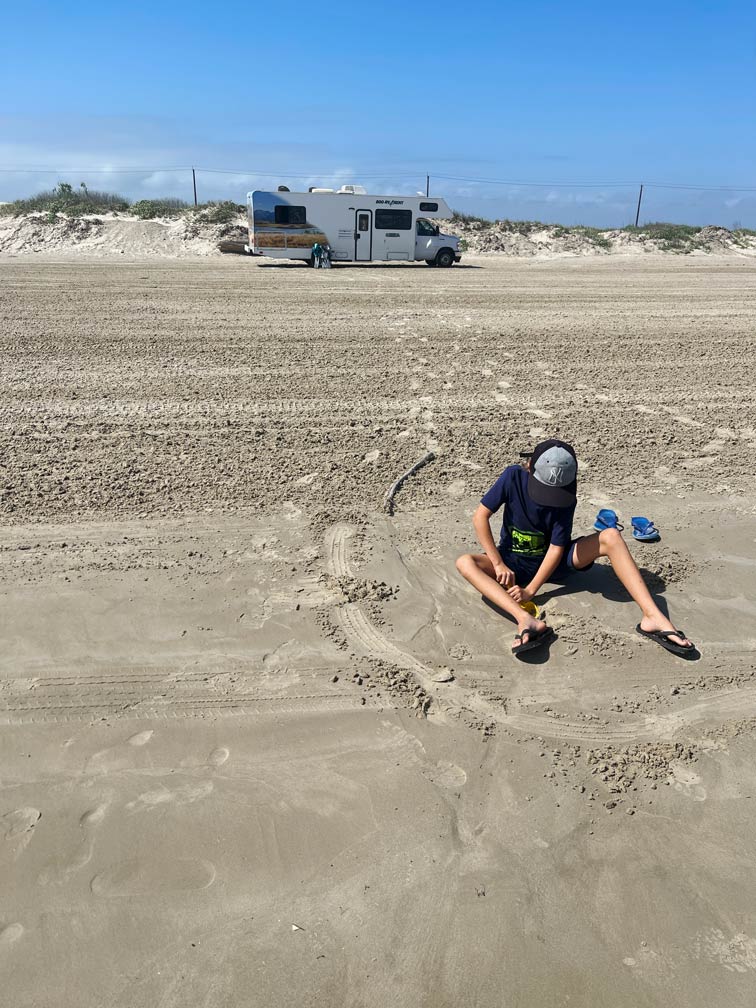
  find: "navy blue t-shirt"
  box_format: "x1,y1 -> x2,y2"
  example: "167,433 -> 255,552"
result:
480,465 -> 575,579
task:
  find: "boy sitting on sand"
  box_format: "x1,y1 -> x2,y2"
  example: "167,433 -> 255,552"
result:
455,439 -> 696,658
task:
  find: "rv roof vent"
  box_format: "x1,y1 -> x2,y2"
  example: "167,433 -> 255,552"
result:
337,184 -> 367,195
309,187 -> 335,194
277,185 -> 290,192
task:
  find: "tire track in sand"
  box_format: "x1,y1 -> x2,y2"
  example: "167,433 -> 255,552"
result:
0,668 -> 380,725
326,522 -> 756,744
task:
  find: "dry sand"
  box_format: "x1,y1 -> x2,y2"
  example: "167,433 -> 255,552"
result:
1,254 -> 755,1006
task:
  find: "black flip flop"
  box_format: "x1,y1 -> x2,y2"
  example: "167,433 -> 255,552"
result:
636,624 -> 696,657
512,625 -> 553,658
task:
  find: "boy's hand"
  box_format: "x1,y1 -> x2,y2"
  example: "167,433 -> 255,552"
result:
507,584 -> 533,604
493,561 -> 515,586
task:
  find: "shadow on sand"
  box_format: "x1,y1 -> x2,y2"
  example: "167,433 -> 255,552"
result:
258,261 -> 483,270
477,563 -> 705,660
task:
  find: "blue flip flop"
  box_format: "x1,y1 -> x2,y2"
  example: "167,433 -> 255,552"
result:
631,516 -> 660,542
593,509 -> 624,532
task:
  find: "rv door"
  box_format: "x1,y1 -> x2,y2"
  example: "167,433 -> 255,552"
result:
354,210 -> 372,260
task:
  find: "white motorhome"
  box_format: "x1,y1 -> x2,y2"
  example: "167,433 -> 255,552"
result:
245,185 -> 461,266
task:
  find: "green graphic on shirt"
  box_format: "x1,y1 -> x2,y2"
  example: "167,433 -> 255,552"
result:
509,525 -> 546,556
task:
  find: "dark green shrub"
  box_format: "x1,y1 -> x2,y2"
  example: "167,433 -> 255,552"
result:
620,222 -> 702,251
450,210 -> 493,226
572,226 -> 612,250
196,201 -> 244,224
0,183 -> 129,218
130,198 -> 189,219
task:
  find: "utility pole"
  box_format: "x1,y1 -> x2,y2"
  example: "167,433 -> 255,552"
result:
192,167 -> 198,207
426,174 -> 430,197
634,183 -> 644,228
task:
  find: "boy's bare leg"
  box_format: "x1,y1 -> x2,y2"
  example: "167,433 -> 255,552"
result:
571,529 -> 693,648
455,553 -> 548,650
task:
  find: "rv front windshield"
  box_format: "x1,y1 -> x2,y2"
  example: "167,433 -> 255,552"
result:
416,218 -> 439,236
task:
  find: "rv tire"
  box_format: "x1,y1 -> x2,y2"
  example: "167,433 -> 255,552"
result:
435,248 -> 455,268
425,259 -> 436,267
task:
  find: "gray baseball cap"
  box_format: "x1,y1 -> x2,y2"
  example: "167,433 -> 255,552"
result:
524,439 -> 578,508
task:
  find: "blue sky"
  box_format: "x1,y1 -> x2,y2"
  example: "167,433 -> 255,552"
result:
2,0 -> 755,225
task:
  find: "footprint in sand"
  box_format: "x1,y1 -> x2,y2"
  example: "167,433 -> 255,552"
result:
0,923 -> 24,946
128,730 -> 154,747
2,807 -> 41,839
38,840 -> 95,886
208,746 -> 230,767
445,479 -> 467,498
37,799 -> 108,886
80,800 -> 110,828
2,808 -> 41,857
91,857 -> 216,895
126,780 -> 214,813
86,730 -> 155,774
422,761 -> 468,789
669,761 -> 706,801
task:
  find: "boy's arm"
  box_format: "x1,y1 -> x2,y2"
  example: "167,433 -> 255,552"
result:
508,543 -> 565,602
472,503 -> 516,587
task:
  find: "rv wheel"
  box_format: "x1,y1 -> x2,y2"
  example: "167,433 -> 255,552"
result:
425,259 -> 436,267
435,248 -> 455,268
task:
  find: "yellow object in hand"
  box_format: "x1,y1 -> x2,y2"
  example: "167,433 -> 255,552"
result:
520,600 -> 541,620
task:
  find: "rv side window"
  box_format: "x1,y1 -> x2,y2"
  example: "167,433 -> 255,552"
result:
419,202 -> 438,212
375,209 -> 412,230
274,205 -> 307,226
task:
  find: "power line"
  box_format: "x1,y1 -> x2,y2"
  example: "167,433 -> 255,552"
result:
432,172 -> 756,192
0,165 -> 429,179
0,165 -> 754,192
0,166 -> 194,174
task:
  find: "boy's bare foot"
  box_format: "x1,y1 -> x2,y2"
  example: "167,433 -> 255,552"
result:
512,617 -> 549,653
639,615 -> 693,650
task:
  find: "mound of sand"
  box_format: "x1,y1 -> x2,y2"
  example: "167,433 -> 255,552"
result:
2,210 -> 755,260
0,211 -> 246,258
444,218 -> 756,258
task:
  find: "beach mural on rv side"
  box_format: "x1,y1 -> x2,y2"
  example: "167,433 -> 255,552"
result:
252,191 -> 329,249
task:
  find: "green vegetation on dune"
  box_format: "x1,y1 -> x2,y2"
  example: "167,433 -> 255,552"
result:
450,212 -> 614,249
130,198 -> 190,219
0,184 -> 244,223
131,199 -> 242,221
447,212 -> 754,253
196,201 -> 243,224
450,210 -> 493,226
0,183 -> 130,219
619,222 -> 703,251
1,188 -> 752,257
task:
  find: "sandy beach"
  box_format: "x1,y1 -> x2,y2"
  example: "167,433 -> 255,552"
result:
1,253 -> 755,1006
